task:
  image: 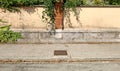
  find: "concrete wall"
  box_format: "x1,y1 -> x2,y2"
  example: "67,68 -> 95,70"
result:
0,7 -> 120,30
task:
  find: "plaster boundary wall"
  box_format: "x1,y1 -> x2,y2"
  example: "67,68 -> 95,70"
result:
1,6 -> 120,43
0,6 -> 120,29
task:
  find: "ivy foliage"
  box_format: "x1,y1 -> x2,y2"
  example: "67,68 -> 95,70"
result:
81,0 -> 120,5
0,25 -> 22,43
108,0 -> 120,5
0,0 -> 43,12
42,0 -> 81,30
0,0 -> 120,12
42,0 -> 55,30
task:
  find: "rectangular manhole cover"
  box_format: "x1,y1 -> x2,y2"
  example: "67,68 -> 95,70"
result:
54,50 -> 68,56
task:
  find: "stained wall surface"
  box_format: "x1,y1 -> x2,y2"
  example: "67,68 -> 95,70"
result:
0,7 -> 120,30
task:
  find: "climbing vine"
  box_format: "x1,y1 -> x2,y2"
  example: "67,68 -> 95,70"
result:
42,0 -> 81,31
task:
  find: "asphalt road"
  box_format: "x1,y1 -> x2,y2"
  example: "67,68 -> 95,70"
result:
0,62 -> 120,71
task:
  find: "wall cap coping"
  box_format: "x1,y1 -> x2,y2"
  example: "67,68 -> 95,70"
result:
12,29 -> 120,33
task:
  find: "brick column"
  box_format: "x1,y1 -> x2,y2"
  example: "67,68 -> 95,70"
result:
54,2 -> 64,29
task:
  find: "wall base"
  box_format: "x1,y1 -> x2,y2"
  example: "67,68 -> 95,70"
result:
14,29 -> 120,44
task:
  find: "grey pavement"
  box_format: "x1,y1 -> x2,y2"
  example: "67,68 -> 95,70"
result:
0,62 -> 120,71
0,43 -> 120,61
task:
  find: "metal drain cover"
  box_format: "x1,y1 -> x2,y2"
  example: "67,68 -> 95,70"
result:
54,50 -> 67,56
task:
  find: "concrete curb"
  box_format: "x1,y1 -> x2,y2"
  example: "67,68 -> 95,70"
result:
0,58 -> 120,64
